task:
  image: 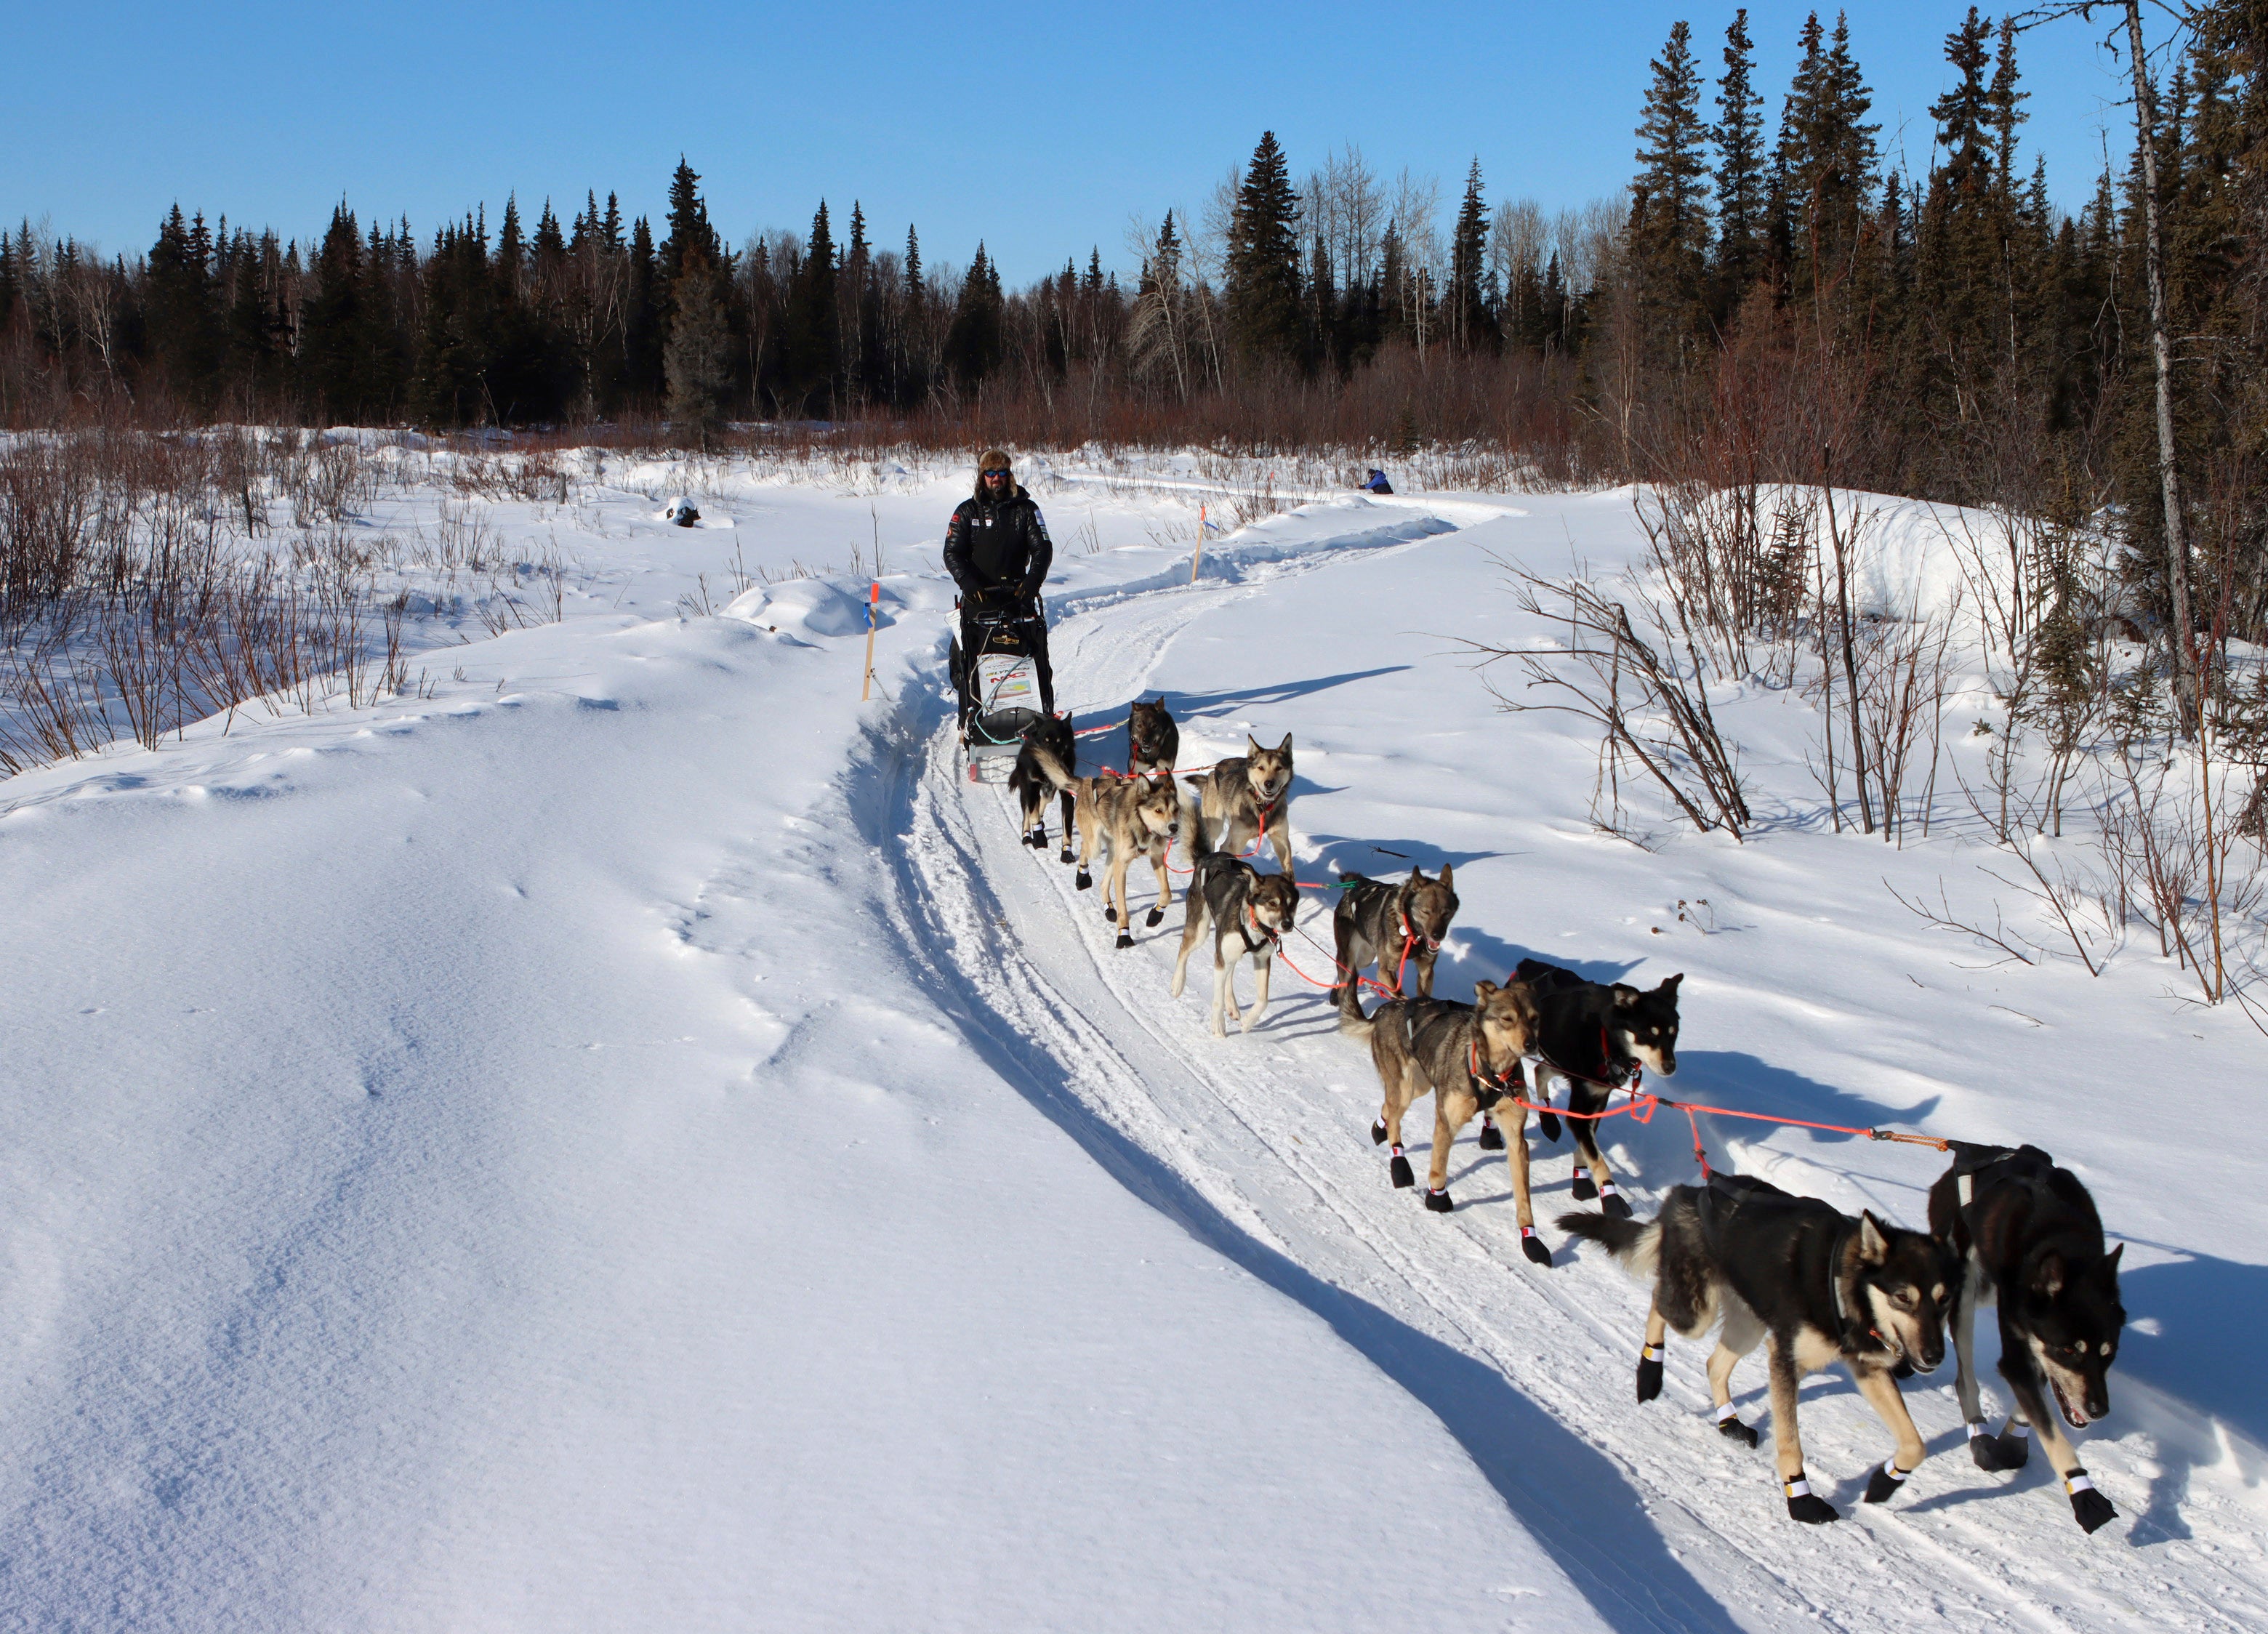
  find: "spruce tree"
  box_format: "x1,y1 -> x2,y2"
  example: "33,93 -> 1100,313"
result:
1444,159 -> 1498,352
1225,132 -> 1306,367
784,201 -> 840,414
1630,20 -> 1712,351
665,246 -> 731,445
1712,9 -> 1766,315
944,243 -> 1003,391
1776,9 -> 1880,301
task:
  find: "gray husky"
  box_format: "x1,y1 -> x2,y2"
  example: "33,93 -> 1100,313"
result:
1031,747 -> 1181,949
1170,813 -> 1301,1038
1184,733 -> 1294,872
1347,981 -> 1541,1233
1330,864 -> 1458,1021
1563,1173 -> 1955,1524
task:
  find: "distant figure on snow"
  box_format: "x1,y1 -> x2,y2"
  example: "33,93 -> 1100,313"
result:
1359,469 -> 1393,495
944,450 -> 1055,729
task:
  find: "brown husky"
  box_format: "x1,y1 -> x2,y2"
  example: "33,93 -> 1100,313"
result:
1032,747 -> 1182,949
1346,981 -> 1543,1248
1184,733 -> 1294,872
1170,813 -> 1302,1038
1330,864 -> 1459,1022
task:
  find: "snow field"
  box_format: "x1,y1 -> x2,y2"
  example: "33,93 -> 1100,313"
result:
1,452 -> 2263,1630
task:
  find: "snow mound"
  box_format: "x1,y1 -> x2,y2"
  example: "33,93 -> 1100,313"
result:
724,578 -> 877,637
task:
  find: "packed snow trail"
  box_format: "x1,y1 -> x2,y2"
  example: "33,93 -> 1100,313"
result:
881,500 -> 2268,1634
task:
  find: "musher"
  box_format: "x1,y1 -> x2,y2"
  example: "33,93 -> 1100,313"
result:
944,449 -> 1055,733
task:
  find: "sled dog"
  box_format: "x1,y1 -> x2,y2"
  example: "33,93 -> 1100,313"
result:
1008,712 -> 1078,859
1346,981 -> 1541,1242
1928,1142 -> 2126,1534
1561,1173 -> 1954,1524
1127,696 -> 1179,778
1030,746 -> 1181,949
1516,958 -> 1683,1220
1330,864 -> 1458,1021
1184,733 -> 1294,872
1170,816 -> 1301,1038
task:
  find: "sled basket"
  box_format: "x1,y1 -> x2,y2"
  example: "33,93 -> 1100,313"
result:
964,651 -> 1042,783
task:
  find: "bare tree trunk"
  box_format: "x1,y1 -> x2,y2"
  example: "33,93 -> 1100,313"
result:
1821,467 -> 1876,834
2125,0 -> 2200,731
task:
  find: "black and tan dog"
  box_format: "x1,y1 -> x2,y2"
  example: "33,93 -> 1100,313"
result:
1170,814 -> 1301,1039
1126,696 -> 1179,777
1185,733 -> 1294,872
1008,712 -> 1079,859
1346,981 -> 1542,1242
1564,1173 -> 1954,1524
1517,957 -> 1683,1218
1330,864 -> 1458,1023
1929,1142 -> 2126,1534
1031,746 -> 1181,949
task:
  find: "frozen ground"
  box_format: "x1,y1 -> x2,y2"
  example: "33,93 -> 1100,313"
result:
1,448 -> 2261,1630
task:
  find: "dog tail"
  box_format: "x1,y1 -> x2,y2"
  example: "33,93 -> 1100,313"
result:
1181,786 -> 1215,861
1029,742 -> 1077,793
1337,990 -> 1372,1037
1556,1212 -> 1661,1279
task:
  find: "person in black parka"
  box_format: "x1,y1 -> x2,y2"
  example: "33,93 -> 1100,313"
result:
944,449 -> 1055,728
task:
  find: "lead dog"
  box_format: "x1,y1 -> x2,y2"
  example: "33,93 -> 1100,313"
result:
1346,981 -> 1542,1244
1127,696 -> 1179,777
1330,864 -> 1458,1023
1929,1142 -> 2126,1534
1184,733 -> 1294,872
1170,813 -> 1301,1038
1030,746 -> 1181,949
1516,958 -> 1682,1218
1008,712 -> 1078,858
1563,1173 -> 1955,1524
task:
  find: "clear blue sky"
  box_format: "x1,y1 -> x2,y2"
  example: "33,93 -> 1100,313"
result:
3,1 -> 2166,283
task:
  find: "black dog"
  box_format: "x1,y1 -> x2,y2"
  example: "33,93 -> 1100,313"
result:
1565,1172 -> 1955,1524
1516,958 -> 1682,1217
1127,696 -> 1178,777
1008,712 -> 1078,860
1330,865 -> 1458,1024
1929,1143 -> 2126,1534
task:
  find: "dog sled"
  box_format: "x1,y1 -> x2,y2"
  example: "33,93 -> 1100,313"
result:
954,602 -> 1048,784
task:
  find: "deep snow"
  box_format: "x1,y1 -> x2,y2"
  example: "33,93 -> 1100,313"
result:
1,450 -> 2262,1630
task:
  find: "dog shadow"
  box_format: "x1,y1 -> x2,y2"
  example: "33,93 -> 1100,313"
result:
1434,935 -> 1644,994
1303,834 -> 1510,885
2113,1250 -> 2268,1541
1162,667 -> 1412,719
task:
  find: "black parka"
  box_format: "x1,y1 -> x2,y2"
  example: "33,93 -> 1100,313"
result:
942,478 -> 1054,608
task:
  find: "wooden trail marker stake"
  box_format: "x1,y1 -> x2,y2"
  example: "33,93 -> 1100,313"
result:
1191,505 -> 1206,583
860,581 -> 880,701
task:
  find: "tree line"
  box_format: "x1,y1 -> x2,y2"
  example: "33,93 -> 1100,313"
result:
3,7 -> 2265,635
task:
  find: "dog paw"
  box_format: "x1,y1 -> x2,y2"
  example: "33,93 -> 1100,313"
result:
1114,931 -> 1134,950
1636,1358 -> 1664,1401
1370,1119 -> 1388,1146
1570,1172 -> 1598,1202
1058,848 -> 1074,865
1785,1491 -> 1840,1525
1601,1191 -> 1633,1220
1145,906 -> 1164,928
1719,1417 -> 1761,1449
1075,871 -> 1092,890
1388,1152 -> 1415,1188
1477,1121 -> 1505,1150
1423,1187 -> 1455,1214
1519,1228 -> 1552,1267
1862,1462 -> 1910,1505
1538,1112 -> 1562,1143
1103,904 -> 1118,923
2070,1484 -> 2117,1535
1971,1433 -> 2029,1473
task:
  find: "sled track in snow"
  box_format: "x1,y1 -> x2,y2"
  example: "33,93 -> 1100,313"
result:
858,526 -> 2267,1634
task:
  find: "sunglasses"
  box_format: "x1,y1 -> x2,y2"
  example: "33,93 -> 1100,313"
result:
981,467 -> 1010,477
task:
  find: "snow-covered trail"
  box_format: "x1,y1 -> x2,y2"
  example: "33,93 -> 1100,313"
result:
875,515 -> 2268,1634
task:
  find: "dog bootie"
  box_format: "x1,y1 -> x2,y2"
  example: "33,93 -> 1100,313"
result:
2063,1470 -> 2116,1534
1599,1180 -> 1632,1220
1862,1459 -> 1911,1505
1636,1343 -> 1664,1401
1717,1403 -> 1759,1447
1370,1119 -> 1388,1146
1519,1225 -> 1551,1267
1782,1475 -> 1838,1524
1075,869 -> 1092,890
1537,1110 -> 1562,1143
1423,1186 -> 1454,1214
1388,1146 -> 1414,1188
1144,906 -> 1165,928
1478,1120 -> 1505,1151
1570,1164 -> 1598,1202
1968,1419 -> 2028,1472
